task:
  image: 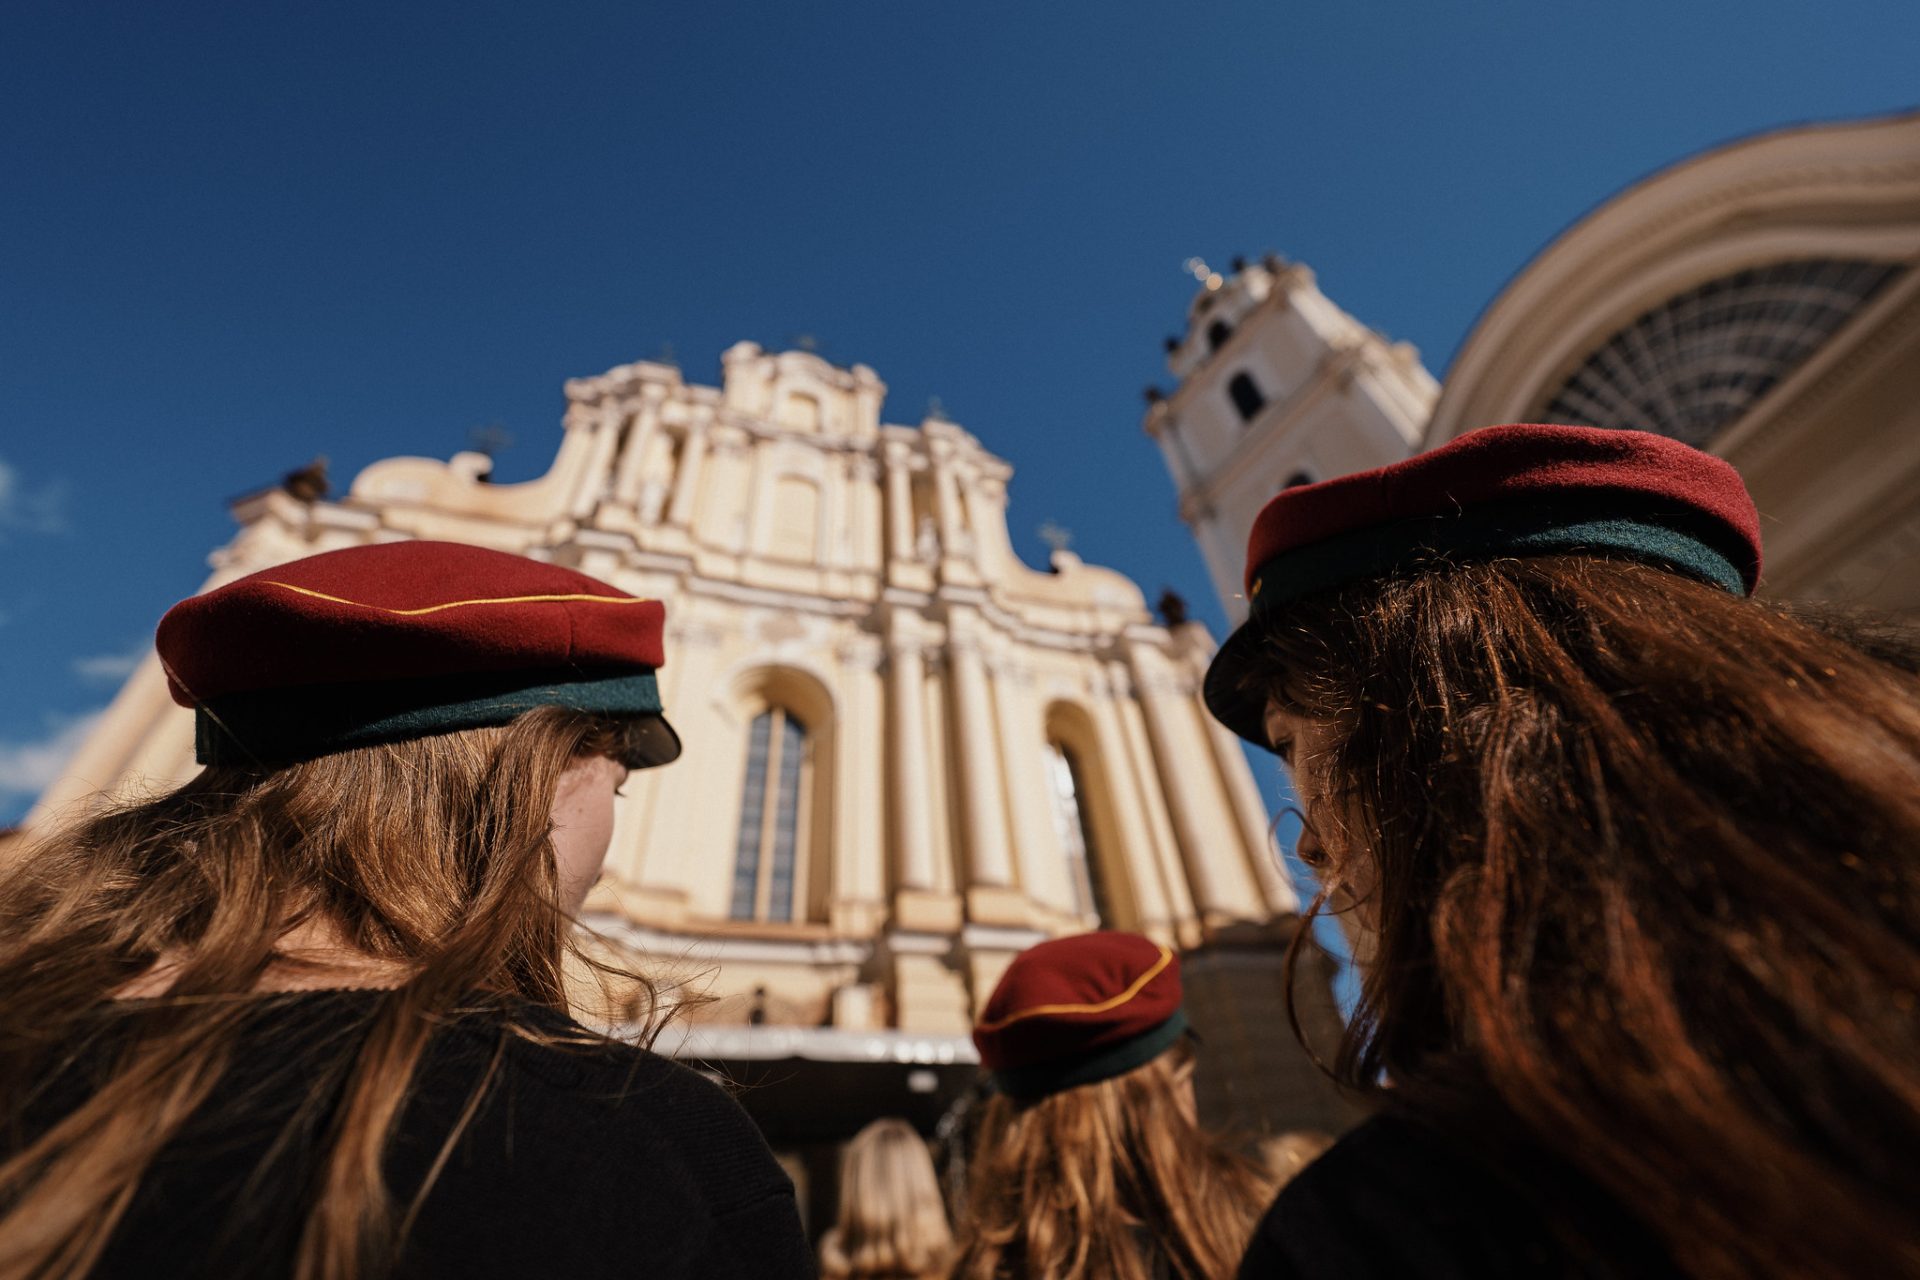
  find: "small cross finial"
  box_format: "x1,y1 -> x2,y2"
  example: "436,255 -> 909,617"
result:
926,395 -> 948,422
1038,520 -> 1073,555
792,333 -> 820,354
469,423 -> 515,459
655,342 -> 678,367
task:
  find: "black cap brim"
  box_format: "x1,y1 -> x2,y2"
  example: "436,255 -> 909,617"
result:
1202,620 -> 1272,752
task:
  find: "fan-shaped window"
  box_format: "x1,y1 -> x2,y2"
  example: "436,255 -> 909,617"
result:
730,708 -> 810,922
1282,469 -> 1315,489
1045,743 -> 1111,925
1206,320 -> 1234,352
1228,372 -> 1267,422
1539,258 -> 1905,448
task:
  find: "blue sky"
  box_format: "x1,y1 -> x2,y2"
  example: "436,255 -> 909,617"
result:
3,0 -> 1917,829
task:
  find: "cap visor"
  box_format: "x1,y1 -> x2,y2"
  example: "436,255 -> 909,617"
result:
626,714 -> 682,769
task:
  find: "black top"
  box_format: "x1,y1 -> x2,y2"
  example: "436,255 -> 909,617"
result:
25,991 -> 812,1279
1237,1112 -> 1683,1280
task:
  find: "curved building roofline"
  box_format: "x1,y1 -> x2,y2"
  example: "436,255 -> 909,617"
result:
1428,110 -> 1920,446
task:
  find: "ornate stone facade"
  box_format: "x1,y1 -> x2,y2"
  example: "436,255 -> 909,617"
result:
27,344 -> 1339,1209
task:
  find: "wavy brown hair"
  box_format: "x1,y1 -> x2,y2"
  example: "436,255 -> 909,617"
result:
0,706 -> 665,1280
1240,556 -> 1920,1279
952,1039 -> 1275,1280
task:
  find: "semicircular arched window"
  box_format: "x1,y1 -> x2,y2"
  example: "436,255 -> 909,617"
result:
1538,258 -> 1905,448
729,708 -> 811,923
1045,741 -> 1111,926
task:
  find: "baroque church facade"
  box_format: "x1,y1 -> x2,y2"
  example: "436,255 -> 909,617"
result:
28,341 -> 1348,1217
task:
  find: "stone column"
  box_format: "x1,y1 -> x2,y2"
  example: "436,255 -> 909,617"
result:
990,656 -> 1072,914
832,635 -> 887,933
931,449 -> 967,552
665,406 -> 713,529
882,441 -> 914,562
1128,650 -> 1232,921
569,400 -> 627,519
1203,700 -> 1300,915
611,388 -> 666,505
947,620 -> 1014,888
887,634 -> 937,893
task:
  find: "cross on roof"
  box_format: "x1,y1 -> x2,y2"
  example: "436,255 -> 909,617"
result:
469,424 -> 515,458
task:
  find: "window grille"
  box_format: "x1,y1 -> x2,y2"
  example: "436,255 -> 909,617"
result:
1539,258 -> 1904,448
729,709 -> 809,922
1046,743 -> 1109,925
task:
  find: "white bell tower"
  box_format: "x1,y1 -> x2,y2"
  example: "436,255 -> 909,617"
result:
1143,254 -> 1439,621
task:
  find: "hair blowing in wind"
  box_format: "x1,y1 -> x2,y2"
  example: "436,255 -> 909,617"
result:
0,709 -> 663,1280
1243,556 -> 1920,1280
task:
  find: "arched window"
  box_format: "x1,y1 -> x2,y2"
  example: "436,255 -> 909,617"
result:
729,708 -> 811,922
1282,469 -> 1315,489
1206,320 -> 1233,352
1228,372 -> 1267,422
1539,258 -> 1904,448
1045,742 -> 1111,925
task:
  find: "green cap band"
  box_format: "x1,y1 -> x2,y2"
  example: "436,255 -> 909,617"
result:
196,668 -> 669,767
990,1009 -> 1190,1101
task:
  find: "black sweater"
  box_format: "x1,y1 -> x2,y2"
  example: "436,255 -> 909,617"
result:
25,991 -> 812,1279
1237,1112 -> 1683,1280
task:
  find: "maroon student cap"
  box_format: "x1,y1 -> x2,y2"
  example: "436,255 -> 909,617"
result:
973,931 -> 1187,1099
1202,423 -> 1764,750
156,540 -> 681,767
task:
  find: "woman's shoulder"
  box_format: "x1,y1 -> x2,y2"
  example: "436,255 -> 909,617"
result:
399,1000 -> 811,1275
1236,1110 -> 1680,1280
445,1001 -> 785,1185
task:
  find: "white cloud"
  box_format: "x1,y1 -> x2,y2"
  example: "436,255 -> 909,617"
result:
72,646 -> 146,684
0,711 -> 105,797
0,458 -> 68,536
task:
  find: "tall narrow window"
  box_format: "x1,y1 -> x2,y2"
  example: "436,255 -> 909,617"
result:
1228,372 -> 1267,421
730,709 -> 810,922
1046,743 -> 1109,925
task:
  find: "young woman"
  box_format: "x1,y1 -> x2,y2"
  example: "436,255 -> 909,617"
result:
953,931 -> 1276,1280
1203,424 -> 1920,1279
816,1117 -> 954,1280
0,541 -> 811,1280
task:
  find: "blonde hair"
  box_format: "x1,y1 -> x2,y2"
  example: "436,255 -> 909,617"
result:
0,707 -> 663,1280
1258,1131 -> 1334,1189
818,1118 -> 955,1280
953,1039 -> 1276,1280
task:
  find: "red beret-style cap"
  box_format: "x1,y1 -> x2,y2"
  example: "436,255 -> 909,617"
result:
157,541 -> 680,767
973,931 -> 1187,1099
1205,424 -> 1764,749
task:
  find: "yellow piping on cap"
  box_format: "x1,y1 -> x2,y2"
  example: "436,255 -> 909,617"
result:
261,582 -> 655,617
975,943 -> 1174,1032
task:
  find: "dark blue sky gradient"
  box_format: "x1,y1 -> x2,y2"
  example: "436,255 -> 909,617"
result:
3,1 -> 1917,822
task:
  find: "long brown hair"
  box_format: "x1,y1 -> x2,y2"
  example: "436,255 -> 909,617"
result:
817,1117 -> 954,1280
952,1039 -> 1274,1280
1241,555 -> 1920,1279
0,707 -> 664,1280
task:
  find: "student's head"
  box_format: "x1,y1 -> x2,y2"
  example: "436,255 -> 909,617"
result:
818,1118 -> 953,1280
955,933 -> 1271,1280
0,540 -> 683,1279
1206,424 -> 1920,1278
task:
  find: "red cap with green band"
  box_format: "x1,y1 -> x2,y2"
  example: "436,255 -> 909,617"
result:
157,540 -> 681,768
973,931 -> 1187,1100
1204,424 -> 1763,751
